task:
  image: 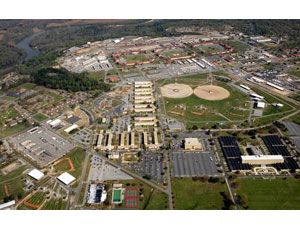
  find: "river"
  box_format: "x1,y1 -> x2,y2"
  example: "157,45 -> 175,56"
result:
16,32 -> 42,62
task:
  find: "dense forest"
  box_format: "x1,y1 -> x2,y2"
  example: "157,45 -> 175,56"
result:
0,43 -> 25,69
33,68 -> 110,92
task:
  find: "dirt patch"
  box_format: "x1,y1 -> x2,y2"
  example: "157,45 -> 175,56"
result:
160,83 -> 193,98
54,157 -> 75,172
23,200 -> 40,209
194,85 -> 230,100
4,184 -> 10,196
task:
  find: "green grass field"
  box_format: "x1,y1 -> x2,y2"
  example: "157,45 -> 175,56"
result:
252,88 -> 293,116
235,178 -> 300,210
54,147 -> 86,181
32,113 -> 48,122
164,81 -> 250,127
162,49 -> 187,58
196,44 -> 225,54
224,40 -> 250,52
42,198 -> 67,210
172,178 -> 229,210
0,165 -> 27,202
288,68 -> 300,78
144,190 -> 168,210
124,54 -> 148,62
288,112 -> 300,125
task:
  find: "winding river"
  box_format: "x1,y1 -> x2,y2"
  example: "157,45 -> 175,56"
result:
16,32 -> 42,61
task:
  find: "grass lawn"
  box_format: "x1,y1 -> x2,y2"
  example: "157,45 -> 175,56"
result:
288,112 -> 300,125
172,178 -> 228,210
288,68 -> 300,78
235,178 -> 300,210
42,198 -> 67,210
252,88 -> 293,116
0,106 -> 19,125
54,147 -> 86,180
145,190 -> 168,210
197,44 -> 225,54
0,165 -> 27,202
162,49 -> 187,58
0,121 -> 31,138
224,40 -> 250,52
32,113 -> 48,122
124,54 -> 148,62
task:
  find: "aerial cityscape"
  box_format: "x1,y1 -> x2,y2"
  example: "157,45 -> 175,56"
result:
0,19 -> 300,210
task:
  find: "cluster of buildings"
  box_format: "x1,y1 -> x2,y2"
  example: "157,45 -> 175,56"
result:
60,44 -> 113,73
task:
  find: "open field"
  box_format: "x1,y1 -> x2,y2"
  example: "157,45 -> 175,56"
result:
235,178 -> 300,210
144,190 -> 168,210
288,68 -> 300,78
163,81 -> 250,127
0,122 -> 30,139
196,43 -> 225,54
161,48 -> 188,58
124,53 -> 149,63
172,178 -> 229,210
0,165 -> 28,202
252,88 -> 293,115
224,40 -> 250,52
32,113 -> 48,122
53,147 -> 85,181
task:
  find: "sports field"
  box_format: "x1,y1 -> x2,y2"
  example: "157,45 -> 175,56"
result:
124,53 -> 149,63
224,40 -> 250,52
172,178 -> 229,210
235,178 -> 300,210
32,113 -> 48,122
53,147 -> 86,181
163,81 -> 250,126
113,189 -> 122,203
161,48 -> 188,58
196,43 -> 225,54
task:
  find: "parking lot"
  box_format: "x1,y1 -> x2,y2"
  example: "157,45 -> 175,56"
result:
127,152 -> 164,182
88,155 -> 132,181
71,128 -> 92,145
172,152 -> 219,177
8,126 -> 74,167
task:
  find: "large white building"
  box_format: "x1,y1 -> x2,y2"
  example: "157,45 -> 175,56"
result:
241,155 -> 284,165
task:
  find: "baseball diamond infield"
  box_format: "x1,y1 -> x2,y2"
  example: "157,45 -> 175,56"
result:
160,83 -> 193,98
194,85 -> 230,100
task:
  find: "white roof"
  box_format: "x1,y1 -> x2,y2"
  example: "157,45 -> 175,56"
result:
64,124 -> 79,133
0,200 -> 16,210
49,119 -> 61,127
57,172 -> 76,185
242,155 -> 284,160
256,101 -> 266,108
28,169 -> 44,181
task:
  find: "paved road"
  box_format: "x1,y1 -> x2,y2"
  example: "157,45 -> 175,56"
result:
166,152 -> 174,210
69,151 -> 91,209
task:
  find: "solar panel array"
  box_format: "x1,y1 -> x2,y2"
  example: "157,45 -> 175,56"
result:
219,136 -> 251,171
262,135 -> 299,172
261,135 -> 290,156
